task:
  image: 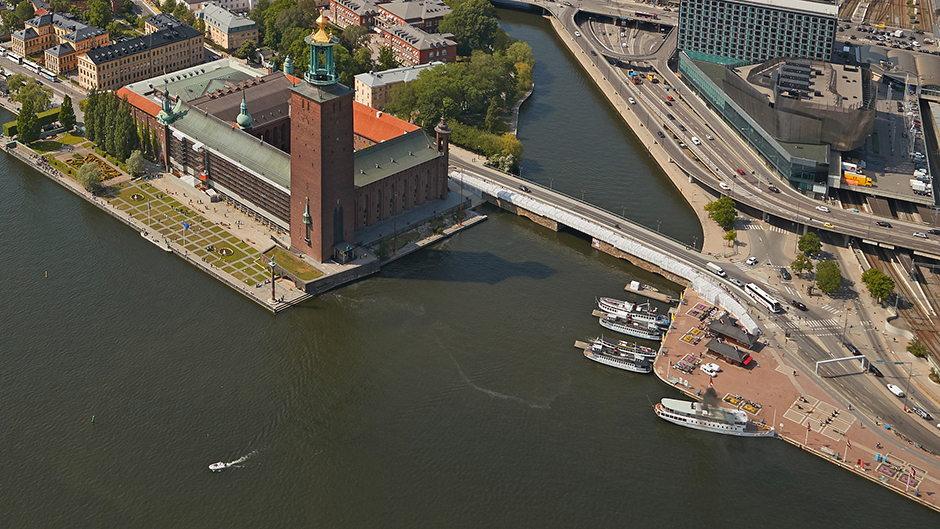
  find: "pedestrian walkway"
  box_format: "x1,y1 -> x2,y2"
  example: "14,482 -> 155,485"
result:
738,219 -> 789,234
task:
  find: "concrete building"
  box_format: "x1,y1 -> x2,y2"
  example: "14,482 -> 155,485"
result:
380,25 -> 455,66
11,12 -> 108,72
117,18 -> 449,267
77,24 -> 204,91
376,0 -> 450,33
679,52 -> 876,193
677,0 -> 838,65
330,0 -> 378,28
353,61 -> 440,110
195,3 -> 259,50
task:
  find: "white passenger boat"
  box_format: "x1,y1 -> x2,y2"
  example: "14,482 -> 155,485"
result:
654,398 -> 775,437
598,314 -> 663,341
593,337 -> 657,360
209,461 -> 230,471
597,297 -> 670,327
583,341 -> 652,374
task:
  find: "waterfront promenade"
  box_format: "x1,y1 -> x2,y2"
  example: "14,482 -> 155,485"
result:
655,289 -> 940,513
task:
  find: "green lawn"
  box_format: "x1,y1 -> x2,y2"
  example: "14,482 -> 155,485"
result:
59,133 -> 84,145
265,247 -> 324,281
31,141 -> 62,153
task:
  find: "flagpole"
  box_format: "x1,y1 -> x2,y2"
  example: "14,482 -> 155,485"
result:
843,441 -> 848,462
805,425 -> 810,446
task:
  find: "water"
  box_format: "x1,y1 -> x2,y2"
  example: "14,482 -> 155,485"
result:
1,14 -> 937,526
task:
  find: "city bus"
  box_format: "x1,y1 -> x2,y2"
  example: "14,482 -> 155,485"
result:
39,69 -> 57,82
635,11 -> 658,20
22,59 -> 40,73
6,52 -> 22,64
745,283 -> 783,313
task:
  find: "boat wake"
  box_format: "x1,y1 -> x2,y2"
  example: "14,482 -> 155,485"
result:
209,450 -> 258,472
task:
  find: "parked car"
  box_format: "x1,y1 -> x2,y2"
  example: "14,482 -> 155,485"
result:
700,363 -> 721,376
843,342 -> 861,356
791,300 -> 807,311
745,256 -> 758,265
914,232 -> 928,239
876,221 -> 892,227
780,267 -> 791,280
816,205 -> 830,213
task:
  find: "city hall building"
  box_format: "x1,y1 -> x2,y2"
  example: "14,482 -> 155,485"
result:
677,0 -> 838,65
119,20 -> 450,264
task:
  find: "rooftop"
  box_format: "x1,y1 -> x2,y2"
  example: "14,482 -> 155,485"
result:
704,338 -> 754,364
196,4 -> 258,33
353,129 -> 442,187
188,72 -> 292,129
723,0 -> 838,17
378,0 -> 451,21
46,42 -> 75,57
354,61 -> 442,88
146,13 -> 184,31
123,58 -> 267,101
83,25 -> 202,65
382,25 -> 455,50
332,0 -> 378,16
352,101 -> 420,143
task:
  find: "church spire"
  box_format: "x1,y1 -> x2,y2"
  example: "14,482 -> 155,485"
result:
236,93 -> 252,129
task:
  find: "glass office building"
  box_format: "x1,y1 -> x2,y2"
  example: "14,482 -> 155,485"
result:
678,0 -> 838,65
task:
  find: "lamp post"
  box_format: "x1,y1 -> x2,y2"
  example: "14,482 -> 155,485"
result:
657,219 -> 661,233
269,259 -> 277,302
581,189 -> 585,201
549,177 -> 554,190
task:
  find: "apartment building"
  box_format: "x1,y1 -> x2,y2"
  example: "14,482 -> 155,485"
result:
353,61 -> 440,110
195,3 -> 259,50
329,0 -> 378,28
12,12 -> 108,72
77,25 -> 204,91
380,25 -> 455,66
376,0 -> 450,33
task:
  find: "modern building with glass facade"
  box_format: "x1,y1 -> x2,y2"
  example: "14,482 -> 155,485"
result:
678,52 -> 830,194
678,0 -> 838,65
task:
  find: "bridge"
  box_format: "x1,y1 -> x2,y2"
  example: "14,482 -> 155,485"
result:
450,157 -> 760,333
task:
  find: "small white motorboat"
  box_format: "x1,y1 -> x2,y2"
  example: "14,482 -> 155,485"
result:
209,461 -> 229,472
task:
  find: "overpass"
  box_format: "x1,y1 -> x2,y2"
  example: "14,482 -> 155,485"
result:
450,158 -> 761,334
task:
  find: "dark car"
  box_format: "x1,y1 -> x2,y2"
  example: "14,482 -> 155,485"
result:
869,364 -> 884,377
657,131 -> 665,138
665,100 -> 673,106
667,113 -> 675,120
678,124 -> 686,131
791,300 -> 808,311
876,221 -> 892,228
519,185 -> 531,193
929,229 -> 940,235
780,267 -> 791,280
844,342 -> 862,356
768,186 -> 780,193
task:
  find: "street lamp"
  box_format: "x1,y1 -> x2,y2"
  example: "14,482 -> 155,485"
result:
269,259 -> 277,302
657,219 -> 661,232
581,189 -> 585,201
549,177 -> 554,190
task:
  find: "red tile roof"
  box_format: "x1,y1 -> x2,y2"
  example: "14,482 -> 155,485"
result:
352,101 -> 418,144
117,86 -> 161,117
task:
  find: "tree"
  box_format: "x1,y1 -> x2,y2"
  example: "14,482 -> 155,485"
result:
235,40 -> 257,61
59,95 -> 75,131
6,73 -> 27,93
160,0 -> 177,13
703,196 -> 736,231
907,339 -> 929,359
76,161 -> 102,191
51,0 -> 72,11
798,232 -> 822,256
861,268 -> 895,302
723,229 -> 737,248
14,1 -> 34,22
1,11 -> 19,36
14,80 -> 53,110
439,0 -> 500,55
126,150 -> 146,176
87,0 -> 113,28
484,98 -> 501,133
340,25 -> 369,51
297,0 -> 319,18
16,98 -> 39,144
815,260 -> 843,294
791,253 -> 813,277
377,46 -> 399,71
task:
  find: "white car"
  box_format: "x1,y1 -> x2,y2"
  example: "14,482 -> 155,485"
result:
886,383 -> 905,397
700,363 -> 721,376
815,205 -> 830,213
745,256 -> 758,266
705,134 -> 714,140
574,30 -> 581,37
691,137 -> 701,145
719,182 -> 730,190
628,97 -> 636,104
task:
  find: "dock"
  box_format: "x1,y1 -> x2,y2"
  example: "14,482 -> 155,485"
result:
574,340 -> 591,350
624,280 -> 679,305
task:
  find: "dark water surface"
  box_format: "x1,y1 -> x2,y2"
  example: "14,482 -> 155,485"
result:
1,12 -> 936,527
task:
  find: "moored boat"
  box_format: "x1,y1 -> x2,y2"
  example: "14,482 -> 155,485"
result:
598,314 -> 663,341
594,337 -> 657,360
654,398 -> 775,437
584,341 -> 652,374
597,297 -> 670,327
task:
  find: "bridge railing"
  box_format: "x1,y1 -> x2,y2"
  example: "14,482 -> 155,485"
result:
499,171 -> 701,252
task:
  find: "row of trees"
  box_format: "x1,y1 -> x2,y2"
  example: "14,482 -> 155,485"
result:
84,92 -> 141,163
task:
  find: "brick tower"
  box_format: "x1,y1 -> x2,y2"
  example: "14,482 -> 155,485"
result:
289,15 -> 356,263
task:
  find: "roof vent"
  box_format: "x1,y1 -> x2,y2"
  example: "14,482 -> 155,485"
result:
376,110 -> 383,117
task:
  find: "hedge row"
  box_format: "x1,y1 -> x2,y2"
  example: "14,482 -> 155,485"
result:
3,107 -> 61,137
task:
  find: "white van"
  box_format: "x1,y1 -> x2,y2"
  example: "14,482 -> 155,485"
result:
887,383 -> 905,397
706,262 -> 727,277
691,137 -> 701,145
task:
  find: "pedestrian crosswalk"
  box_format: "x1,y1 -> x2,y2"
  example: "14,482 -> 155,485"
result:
821,303 -> 843,314
738,220 -> 790,234
772,317 -> 877,336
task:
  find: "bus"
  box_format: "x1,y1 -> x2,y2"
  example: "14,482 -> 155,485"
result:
6,52 -> 22,64
22,59 -> 40,73
39,69 -> 57,82
745,283 -> 783,313
635,11 -> 658,20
